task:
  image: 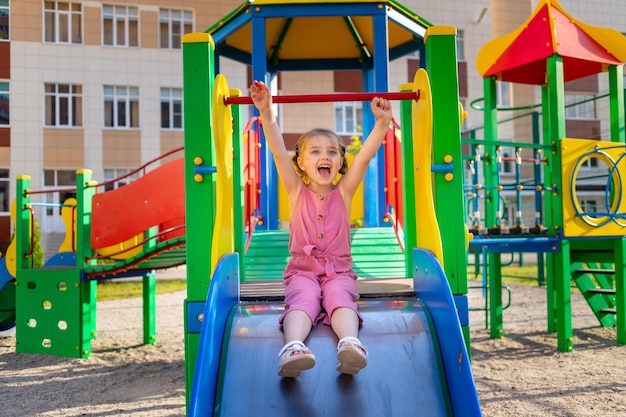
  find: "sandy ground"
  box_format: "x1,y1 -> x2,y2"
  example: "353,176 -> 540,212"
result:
467,279 -> 625,417
1,275 -> 625,417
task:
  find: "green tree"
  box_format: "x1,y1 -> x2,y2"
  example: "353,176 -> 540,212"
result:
32,218 -> 44,267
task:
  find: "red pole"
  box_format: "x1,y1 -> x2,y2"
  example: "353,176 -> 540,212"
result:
224,91 -> 419,106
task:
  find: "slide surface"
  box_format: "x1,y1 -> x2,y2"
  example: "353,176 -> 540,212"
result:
214,299 -> 451,416
189,250 -> 481,416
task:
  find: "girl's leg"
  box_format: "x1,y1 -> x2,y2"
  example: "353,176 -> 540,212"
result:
330,307 -> 359,339
282,309 -> 313,342
331,309 -> 368,376
278,310 -> 316,378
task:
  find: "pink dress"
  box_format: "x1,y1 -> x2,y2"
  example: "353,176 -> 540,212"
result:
279,186 -> 362,326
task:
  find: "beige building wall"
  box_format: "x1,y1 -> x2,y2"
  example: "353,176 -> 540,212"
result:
102,130 -> 141,167
281,72 -> 336,135
4,0 -> 626,234
9,0 -> 41,43
43,129 -> 85,167
84,4 -> 101,46
9,1 -> 215,186
6,0 -> 216,235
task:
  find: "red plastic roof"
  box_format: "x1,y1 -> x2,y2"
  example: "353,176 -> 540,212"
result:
476,0 -> 626,85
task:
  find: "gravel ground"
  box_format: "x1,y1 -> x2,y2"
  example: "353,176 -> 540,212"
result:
1,277 -> 624,416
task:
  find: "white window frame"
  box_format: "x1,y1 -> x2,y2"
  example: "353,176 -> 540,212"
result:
103,85 -> 139,129
43,1 -> 82,44
0,0 -> 9,41
102,4 -> 138,47
565,93 -> 596,120
0,81 -> 8,126
42,169 -> 77,217
334,101 -> 363,136
44,83 -> 82,127
159,8 -> 193,50
103,168 -> 139,191
496,81 -> 512,108
161,87 -> 183,130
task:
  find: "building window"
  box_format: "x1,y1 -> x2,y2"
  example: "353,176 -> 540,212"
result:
103,4 -> 138,47
498,147 -> 514,175
103,86 -> 139,128
0,81 -> 8,125
0,0 -> 9,41
565,94 -> 596,120
43,169 -> 77,216
456,29 -> 465,61
334,101 -> 363,136
44,1 -> 82,44
160,88 -> 183,129
580,199 -> 599,215
496,81 -> 511,107
159,9 -> 193,49
103,168 -> 138,191
580,156 -> 599,170
44,83 -> 82,127
0,168 -> 8,213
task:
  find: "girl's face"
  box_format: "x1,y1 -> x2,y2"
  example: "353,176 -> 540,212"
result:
297,134 -> 344,192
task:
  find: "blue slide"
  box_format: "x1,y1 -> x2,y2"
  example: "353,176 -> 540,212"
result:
188,249 -> 482,416
0,258 -> 16,331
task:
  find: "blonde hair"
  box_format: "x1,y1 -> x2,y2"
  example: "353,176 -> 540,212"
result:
291,128 -> 348,184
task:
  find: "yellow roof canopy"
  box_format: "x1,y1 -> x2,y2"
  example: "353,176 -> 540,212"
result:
206,0 -> 432,71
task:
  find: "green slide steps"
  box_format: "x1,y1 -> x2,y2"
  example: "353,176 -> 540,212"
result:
243,227 -> 405,282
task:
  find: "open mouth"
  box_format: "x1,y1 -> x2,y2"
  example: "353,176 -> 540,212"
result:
318,164 -> 331,178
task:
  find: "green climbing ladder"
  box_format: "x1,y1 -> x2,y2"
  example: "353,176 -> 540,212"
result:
572,262 -> 617,327
569,238 -> 626,343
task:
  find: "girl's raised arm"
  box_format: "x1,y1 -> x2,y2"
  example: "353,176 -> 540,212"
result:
250,81 -> 301,196
339,97 -> 392,198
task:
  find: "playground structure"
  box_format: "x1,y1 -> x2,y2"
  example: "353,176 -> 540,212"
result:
182,33 -> 481,417
2,0 -> 625,414
468,0 -> 626,352
1,2 -> 482,412
180,0 -> 482,414
10,149 -> 186,358
0,0 -> 621,396
7,0 -> 622,410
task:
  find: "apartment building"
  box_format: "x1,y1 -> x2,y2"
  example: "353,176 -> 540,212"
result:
1,0 -> 625,250
1,0 -> 246,251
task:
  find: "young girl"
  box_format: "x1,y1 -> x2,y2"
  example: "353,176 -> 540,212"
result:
250,80 -> 392,378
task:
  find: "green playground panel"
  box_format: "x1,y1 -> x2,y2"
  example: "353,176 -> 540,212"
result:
243,228 -> 406,282
16,267 -> 93,358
